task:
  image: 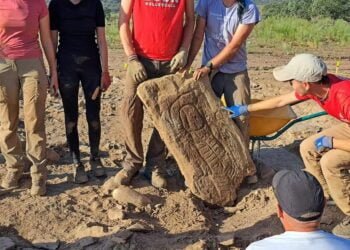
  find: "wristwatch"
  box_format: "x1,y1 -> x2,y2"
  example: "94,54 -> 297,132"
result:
205,60 -> 213,70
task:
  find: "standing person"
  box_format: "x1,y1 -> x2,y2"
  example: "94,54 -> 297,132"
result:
103,0 -> 195,191
247,169 -> 350,249
227,54 -> 350,238
0,0 -> 58,195
184,0 -> 260,141
49,0 -> 111,183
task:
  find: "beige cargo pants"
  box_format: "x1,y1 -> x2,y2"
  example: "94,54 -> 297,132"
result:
300,123 -> 350,215
0,58 -> 48,181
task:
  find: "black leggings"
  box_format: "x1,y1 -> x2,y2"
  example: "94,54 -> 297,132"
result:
58,53 -> 101,163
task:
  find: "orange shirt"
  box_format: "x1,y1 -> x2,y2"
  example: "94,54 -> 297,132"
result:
132,0 -> 185,60
0,0 -> 48,59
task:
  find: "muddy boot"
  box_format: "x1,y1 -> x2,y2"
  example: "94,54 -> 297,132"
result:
73,162 -> 89,184
30,170 -> 48,196
1,168 -> 23,189
113,161 -> 140,186
332,216 -> 350,239
90,157 -> 106,177
144,164 -> 167,189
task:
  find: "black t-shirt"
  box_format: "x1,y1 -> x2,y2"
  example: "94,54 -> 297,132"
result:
49,0 -> 105,56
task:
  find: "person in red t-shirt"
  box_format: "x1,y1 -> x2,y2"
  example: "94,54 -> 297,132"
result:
0,0 -> 58,196
102,0 -> 195,192
225,53 -> 350,238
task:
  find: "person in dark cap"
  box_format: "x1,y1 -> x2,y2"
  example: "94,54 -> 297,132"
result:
247,170 -> 350,250
225,54 -> 350,238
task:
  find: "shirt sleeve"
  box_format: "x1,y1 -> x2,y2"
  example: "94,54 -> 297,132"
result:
49,0 -> 59,30
96,0 -> 105,27
195,0 -> 208,19
241,1 -> 261,25
39,0 -> 49,20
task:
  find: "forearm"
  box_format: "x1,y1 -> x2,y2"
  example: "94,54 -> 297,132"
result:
333,138 -> 350,152
119,25 -> 135,57
247,92 -> 298,112
180,0 -> 195,51
186,17 -> 205,67
50,31 -> 58,53
41,37 -> 57,75
97,29 -> 109,72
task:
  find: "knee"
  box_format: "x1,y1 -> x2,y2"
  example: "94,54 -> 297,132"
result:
320,151 -> 342,175
299,137 -> 316,157
66,121 -> 77,133
88,120 -> 100,131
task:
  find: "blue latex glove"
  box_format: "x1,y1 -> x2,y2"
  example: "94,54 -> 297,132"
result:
314,136 -> 333,152
223,105 -> 249,118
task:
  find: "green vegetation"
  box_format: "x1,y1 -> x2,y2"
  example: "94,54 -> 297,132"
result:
105,14 -> 120,49
252,17 -> 350,49
262,0 -> 350,21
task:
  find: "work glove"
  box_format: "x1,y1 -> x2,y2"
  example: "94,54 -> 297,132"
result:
314,136 -> 333,152
223,105 -> 249,118
128,57 -> 147,83
170,47 -> 188,73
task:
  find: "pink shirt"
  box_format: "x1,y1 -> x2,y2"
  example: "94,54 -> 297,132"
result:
0,0 -> 48,59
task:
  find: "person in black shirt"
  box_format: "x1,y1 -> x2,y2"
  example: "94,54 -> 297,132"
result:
49,0 -> 111,183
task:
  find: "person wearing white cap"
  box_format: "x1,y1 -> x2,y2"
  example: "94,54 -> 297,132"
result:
225,53 -> 350,238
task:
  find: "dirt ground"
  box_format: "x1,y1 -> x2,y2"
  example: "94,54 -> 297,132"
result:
0,45 -> 349,250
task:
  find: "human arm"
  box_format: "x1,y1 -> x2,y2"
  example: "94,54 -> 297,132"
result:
193,23 -> 255,80
118,0 -> 147,82
225,92 -> 299,117
39,15 -> 59,95
184,15 -> 206,71
170,0 -> 195,72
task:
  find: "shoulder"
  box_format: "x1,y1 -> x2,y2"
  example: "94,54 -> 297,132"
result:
246,234 -> 286,250
320,233 -> 350,247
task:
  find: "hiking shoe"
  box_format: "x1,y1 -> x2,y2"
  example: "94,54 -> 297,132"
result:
113,161 -> 140,186
73,162 -> 89,184
90,158 -> 106,177
332,216 -> 350,239
1,168 -> 23,189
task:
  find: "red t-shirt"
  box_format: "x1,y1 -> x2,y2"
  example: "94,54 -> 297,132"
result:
132,0 -> 185,61
0,0 -> 48,59
295,74 -> 350,123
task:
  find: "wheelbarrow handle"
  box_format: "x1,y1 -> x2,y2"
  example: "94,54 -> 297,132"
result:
250,111 -> 328,141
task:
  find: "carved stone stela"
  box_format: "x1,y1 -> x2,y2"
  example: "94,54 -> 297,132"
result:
137,74 -> 255,206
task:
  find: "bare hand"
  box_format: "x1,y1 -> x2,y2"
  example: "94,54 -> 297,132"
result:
193,66 -> 210,80
101,71 -> 111,92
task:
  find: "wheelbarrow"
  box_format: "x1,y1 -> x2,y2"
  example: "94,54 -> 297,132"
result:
222,98 -> 328,154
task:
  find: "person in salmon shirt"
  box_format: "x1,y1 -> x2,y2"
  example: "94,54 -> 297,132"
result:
226,54 -> 350,238
0,0 -> 58,196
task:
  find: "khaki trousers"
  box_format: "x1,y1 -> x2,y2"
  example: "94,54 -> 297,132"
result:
300,123 -> 350,215
0,58 -> 48,178
120,57 -> 172,170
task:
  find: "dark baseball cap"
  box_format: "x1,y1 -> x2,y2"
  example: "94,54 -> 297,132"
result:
272,169 -> 325,222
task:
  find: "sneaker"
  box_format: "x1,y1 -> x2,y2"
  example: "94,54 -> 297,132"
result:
73,162 -> 89,184
1,168 -> 23,189
90,158 -> 106,177
144,164 -> 167,189
113,162 -> 140,186
332,216 -> 350,239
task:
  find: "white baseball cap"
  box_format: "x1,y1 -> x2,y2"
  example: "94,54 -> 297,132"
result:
273,54 -> 327,82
